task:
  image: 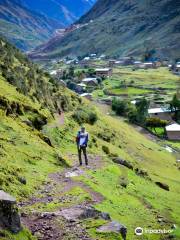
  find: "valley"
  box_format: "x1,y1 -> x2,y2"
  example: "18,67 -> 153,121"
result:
0,0 -> 180,240
0,40 -> 179,239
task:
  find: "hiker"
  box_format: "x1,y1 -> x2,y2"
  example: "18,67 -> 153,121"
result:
76,126 -> 89,166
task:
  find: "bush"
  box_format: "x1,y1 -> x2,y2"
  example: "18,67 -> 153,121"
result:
146,117 -> 168,129
112,98 -> 130,117
102,145 -> 110,154
73,107 -> 98,125
128,108 -> 138,123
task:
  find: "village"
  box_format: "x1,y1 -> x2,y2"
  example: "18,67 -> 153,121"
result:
47,54 -> 180,142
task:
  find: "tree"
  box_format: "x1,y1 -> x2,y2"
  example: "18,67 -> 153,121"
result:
128,107 -> 138,123
97,77 -> 102,84
75,70 -> 85,80
67,81 -> 76,91
169,94 -> 180,122
135,98 -> 149,125
112,98 -> 130,117
87,68 -> 96,77
68,66 -> 75,78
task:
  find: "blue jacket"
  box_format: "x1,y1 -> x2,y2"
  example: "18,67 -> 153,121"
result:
76,131 -> 89,147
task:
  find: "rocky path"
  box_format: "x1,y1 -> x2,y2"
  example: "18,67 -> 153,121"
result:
19,154 -> 115,240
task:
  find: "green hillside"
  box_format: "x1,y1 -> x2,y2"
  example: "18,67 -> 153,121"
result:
0,37 -> 180,240
31,0 -> 180,59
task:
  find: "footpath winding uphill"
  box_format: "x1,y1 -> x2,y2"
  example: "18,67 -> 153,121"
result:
19,154 -> 127,240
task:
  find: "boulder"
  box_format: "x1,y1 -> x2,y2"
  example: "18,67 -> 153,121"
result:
155,182 -> 169,191
97,221 -> 127,240
112,158 -> 133,170
79,206 -> 111,220
0,190 -> 21,233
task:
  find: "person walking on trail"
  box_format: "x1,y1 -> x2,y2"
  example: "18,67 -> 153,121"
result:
76,126 -> 89,166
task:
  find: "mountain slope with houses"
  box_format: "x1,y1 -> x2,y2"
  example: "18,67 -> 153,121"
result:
30,0 -> 180,60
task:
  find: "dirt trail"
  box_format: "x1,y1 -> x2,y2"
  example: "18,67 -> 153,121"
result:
20,154 -> 105,240
48,113 -> 65,128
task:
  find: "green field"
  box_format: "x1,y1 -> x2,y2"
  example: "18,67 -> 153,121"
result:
106,86 -> 152,96
93,67 -> 180,103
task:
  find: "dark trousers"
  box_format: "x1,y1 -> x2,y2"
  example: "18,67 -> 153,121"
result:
78,146 -> 88,165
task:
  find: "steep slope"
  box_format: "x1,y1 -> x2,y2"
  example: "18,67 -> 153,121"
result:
31,0 -> 180,59
22,0 -> 96,26
0,35 -> 81,199
0,37 -> 180,240
0,0 -> 62,50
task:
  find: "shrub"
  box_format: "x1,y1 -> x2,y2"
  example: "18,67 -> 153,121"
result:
128,108 -> 138,123
102,145 -> 110,154
112,98 -> 130,117
89,112 -> 98,124
146,117 -> 168,128
73,107 -> 98,125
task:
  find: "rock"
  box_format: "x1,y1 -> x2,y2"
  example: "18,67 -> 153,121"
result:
18,177 -> 27,185
97,221 -> 127,240
155,182 -> 169,191
112,158 -> 133,170
101,212 -> 111,220
135,168 -> 150,179
157,218 -> 163,223
0,190 -> 21,233
171,224 -> 176,229
79,206 -> 110,221
79,206 -> 100,219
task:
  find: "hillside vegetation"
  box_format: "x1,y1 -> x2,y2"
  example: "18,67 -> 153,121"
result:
31,0 -> 180,59
0,38 -> 180,240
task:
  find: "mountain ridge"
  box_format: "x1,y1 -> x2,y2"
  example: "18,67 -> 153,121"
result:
21,0 -> 96,26
0,0 -> 63,50
31,0 -> 180,60
0,0 -> 96,50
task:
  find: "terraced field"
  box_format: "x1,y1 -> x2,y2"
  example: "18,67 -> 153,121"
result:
93,67 -> 180,104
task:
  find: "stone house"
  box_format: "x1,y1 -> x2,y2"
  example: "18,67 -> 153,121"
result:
166,123 -> 180,140
148,108 -> 173,121
82,78 -> 98,87
95,68 -> 113,78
